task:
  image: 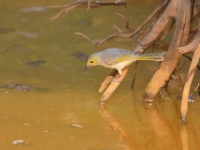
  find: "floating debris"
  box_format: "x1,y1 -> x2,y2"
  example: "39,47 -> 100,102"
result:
20,6 -> 46,12
188,94 -> 195,103
8,84 -> 33,92
12,139 -> 28,146
70,123 -> 83,128
15,31 -> 39,38
24,60 -> 45,66
71,51 -> 88,62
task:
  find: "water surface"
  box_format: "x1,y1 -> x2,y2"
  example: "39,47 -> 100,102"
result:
0,0 -> 200,149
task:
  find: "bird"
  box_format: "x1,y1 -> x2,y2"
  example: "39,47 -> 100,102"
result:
85,48 -> 165,75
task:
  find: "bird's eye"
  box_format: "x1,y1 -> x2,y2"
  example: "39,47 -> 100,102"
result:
90,61 -> 93,63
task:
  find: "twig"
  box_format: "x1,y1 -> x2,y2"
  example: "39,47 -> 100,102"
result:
116,12 -> 133,30
75,12 -> 135,45
129,0 -> 170,38
112,25 -> 124,33
49,5 -> 78,20
73,0 -> 169,47
75,32 -> 133,46
72,0 -> 169,47
47,0 -> 127,20
131,61 -> 139,89
134,0 -> 172,53
74,32 -> 100,45
194,81 -> 200,91
137,2 -> 167,44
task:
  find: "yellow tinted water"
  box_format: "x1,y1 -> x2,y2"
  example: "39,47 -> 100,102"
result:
0,0 -> 200,150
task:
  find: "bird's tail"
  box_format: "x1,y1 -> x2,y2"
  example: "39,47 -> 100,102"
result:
136,51 -> 166,61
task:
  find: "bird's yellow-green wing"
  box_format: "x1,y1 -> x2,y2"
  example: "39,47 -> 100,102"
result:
112,55 -> 132,64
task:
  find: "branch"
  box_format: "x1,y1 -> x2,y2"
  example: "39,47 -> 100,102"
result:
100,66 -> 129,103
47,0 -> 127,20
99,69 -> 118,93
179,31 -> 200,53
116,12 -> 133,30
133,0 -> 172,53
129,0 -> 170,39
73,0 -> 169,46
75,32 -> 133,46
75,12 -> 135,46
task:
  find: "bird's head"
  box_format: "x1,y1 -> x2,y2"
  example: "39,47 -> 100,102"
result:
85,55 -> 99,70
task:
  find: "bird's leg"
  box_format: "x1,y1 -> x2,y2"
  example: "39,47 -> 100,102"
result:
133,51 -> 142,55
112,74 -> 121,82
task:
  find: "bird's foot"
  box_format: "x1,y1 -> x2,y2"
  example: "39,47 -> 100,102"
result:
112,75 -> 121,82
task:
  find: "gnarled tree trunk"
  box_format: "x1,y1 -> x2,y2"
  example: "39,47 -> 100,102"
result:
141,0 -> 191,101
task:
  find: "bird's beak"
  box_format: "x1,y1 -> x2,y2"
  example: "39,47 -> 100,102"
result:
84,65 -> 90,71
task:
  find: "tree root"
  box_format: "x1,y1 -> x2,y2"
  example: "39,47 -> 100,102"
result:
179,44 -> 200,121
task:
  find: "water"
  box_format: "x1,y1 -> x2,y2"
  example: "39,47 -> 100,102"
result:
0,0 -> 200,149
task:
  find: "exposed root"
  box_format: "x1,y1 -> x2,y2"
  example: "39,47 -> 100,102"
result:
180,44 -> 200,121
179,30 -> 200,53
179,17 -> 200,121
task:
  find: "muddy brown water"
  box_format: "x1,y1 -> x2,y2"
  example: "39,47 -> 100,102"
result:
0,0 -> 200,149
